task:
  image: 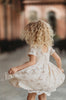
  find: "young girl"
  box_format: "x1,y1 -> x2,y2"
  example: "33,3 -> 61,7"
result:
0,20 -> 65,100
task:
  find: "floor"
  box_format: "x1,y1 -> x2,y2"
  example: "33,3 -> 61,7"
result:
0,45 -> 66,100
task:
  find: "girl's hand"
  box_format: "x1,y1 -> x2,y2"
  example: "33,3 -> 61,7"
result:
8,67 -> 18,74
59,68 -> 64,73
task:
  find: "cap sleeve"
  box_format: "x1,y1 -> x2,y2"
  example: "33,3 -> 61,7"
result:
50,47 -> 55,55
28,47 -> 37,56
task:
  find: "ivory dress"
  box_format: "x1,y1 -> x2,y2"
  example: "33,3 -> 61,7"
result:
0,46 -> 65,96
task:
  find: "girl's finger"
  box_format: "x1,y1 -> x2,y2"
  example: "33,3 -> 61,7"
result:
9,70 -> 12,74
9,71 -> 11,74
11,70 -> 15,74
61,69 -> 64,73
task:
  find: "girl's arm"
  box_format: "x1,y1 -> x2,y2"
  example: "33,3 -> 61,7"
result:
8,55 -> 37,74
51,52 -> 64,72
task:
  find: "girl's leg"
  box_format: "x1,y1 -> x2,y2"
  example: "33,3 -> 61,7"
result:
38,93 -> 47,100
27,93 -> 37,100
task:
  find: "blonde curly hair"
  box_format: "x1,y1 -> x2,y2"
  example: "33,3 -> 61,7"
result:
20,20 -> 54,48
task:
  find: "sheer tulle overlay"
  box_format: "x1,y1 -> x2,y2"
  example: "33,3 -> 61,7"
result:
0,46 -> 65,96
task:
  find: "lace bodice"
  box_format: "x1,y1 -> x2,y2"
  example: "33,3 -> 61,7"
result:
28,46 -> 55,65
